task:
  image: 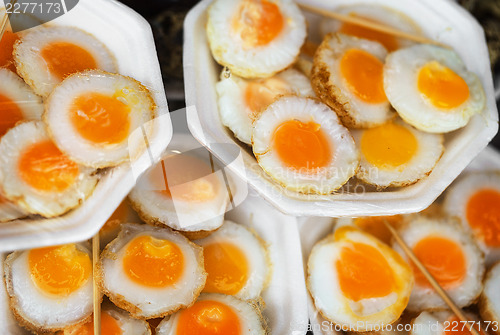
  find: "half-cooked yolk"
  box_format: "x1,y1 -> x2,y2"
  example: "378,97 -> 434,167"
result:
336,242 -> 396,301
354,215 -> 403,245
203,242 -> 249,295
41,42 -> 97,80
70,92 -> 131,145
244,77 -> 289,116
232,0 -> 284,48
339,14 -> 399,52
176,300 -> 241,335
18,140 -> 79,192
273,120 -> 331,171
74,310 -> 122,335
360,122 -> 418,170
29,244 -> 91,296
0,30 -> 19,73
466,189 -> 500,247
123,235 -> 184,288
418,61 -> 469,109
0,93 -> 23,137
340,49 -> 387,103
412,236 -> 466,289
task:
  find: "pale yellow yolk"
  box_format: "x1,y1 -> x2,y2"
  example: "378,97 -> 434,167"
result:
353,215 -> 404,245
412,236 -> 466,289
360,122 -> 418,170
176,300 -> 241,335
28,244 -> 91,296
340,49 -> 387,103
466,189 -> 500,247
41,42 -> 97,80
18,140 -> 79,192
336,242 -> 396,301
244,77 -> 289,116
0,93 -> 23,137
273,120 -> 331,171
339,14 -> 399,52
232,0 -> 284,48
123,235 -> 184,288
74,311 -> 122,335
0,30 -> 19,73
202,242 -> 249,295
70,92 -> 131,145
418,61 -> 469,109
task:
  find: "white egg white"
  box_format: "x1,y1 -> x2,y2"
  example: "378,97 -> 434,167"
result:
207,0 -> 306,78
480,262 -> 500,335
0,193 -> 28,222
252,96 -> 359,194
384,44 -> 485,133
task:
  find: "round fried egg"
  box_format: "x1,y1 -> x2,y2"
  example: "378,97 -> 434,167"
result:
392,217 -> 484,312
335,215 -> 405,245
384,44 -> 485,133
207,0 -> 306,78
4,243 -> 93,333
252,96 -> 359,194
196,221 -> 270,301
14,26 -> 117,97
217,68 -> 314,145
0,68 -> 43,137
156,293 -> 266,335
311,33 -> 394,128
411,310 -> 484,335
351,119 -> 443,188
480,262 -> 500,335
443,172 -> 500,264
129,152 -> 229,239
44,70 -> 156,168
0,121 -> 98,217
307,227 -> 413,331
98,224 -> 207,319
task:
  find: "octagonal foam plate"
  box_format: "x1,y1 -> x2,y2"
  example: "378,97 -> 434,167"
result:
183,0 -> 498,217
0,0 -> 172,252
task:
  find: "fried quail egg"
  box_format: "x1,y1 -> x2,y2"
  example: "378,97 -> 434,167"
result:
155,293 -> 266,335
320,4 -> 421,52
392,217 -> 484,312
196,221 -> 270,301
0,68 -> 44,138
480,262 -> 500,335
4,243 -> 93,333
129,152 -> 229,239
98,224 -> 207,319
335,215 -> 405,245
443,172 -> 500,264
411,310 -> 484,335
252,96 -> 359,194
207,0 -> 306,78
351,119 -> 443,188
307,227 -> 413,331
44,70 -> 156,168
0,121 -> 98,218
14,26 -> 117,97
311,33 -> 394,128
384,44 -> 485,133
216,68 -> 314,145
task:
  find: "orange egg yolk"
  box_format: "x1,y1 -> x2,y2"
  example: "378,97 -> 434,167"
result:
28,244 -> 91,296
418,61 -> 469,109
232,0 -> 284,48
18,140 -> 79,193
176,300 -> 241,335
202,242 -> 249,295
244,77 -> 289,116
336,242 -> 396,301
354,215 -> 404,244
70,92 -> 131,145
74,311 -> 122,335
0,30 -> 19,73
41,42 -> 97,80
339,14 -> 399,52
123,235 -> 184,288
466,189 -> 500,247
340,48 -> 387,103
360,122 -> 418,170
0,93 -> 23,137
445,316 -> 484,335
273,120 -> 331,171
412,236 -> 466,289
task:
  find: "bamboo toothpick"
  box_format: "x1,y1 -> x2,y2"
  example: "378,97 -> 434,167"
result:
92,233 -> 101,335
383,221 -> 480,335
0,0 -> 13,41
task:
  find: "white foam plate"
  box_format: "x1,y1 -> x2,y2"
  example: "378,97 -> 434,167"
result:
0,0 -> 172,252
299,145 -> 500,334
183,0 -> 498,218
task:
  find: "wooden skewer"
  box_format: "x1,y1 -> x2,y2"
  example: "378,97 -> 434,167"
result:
297,3 -> 447,48
383,221 -> 481,335
92,233 -> 102,335
0,1 -> 13,41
